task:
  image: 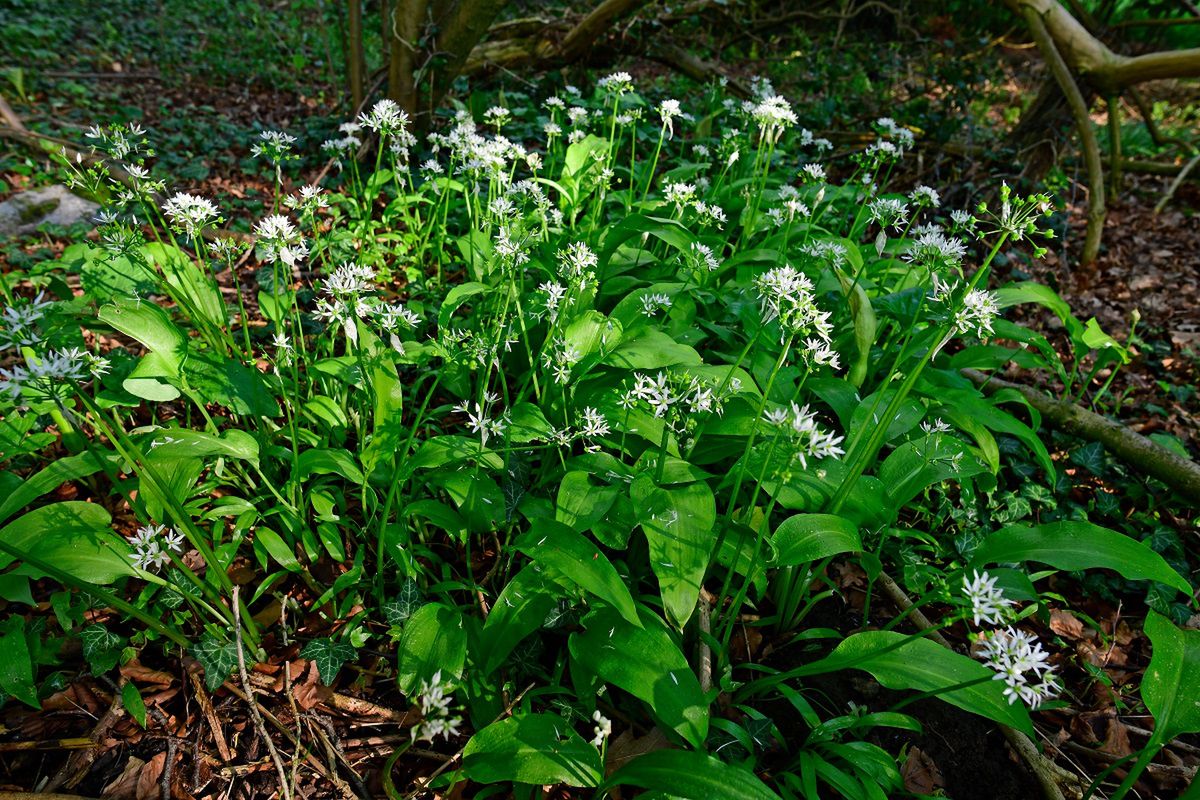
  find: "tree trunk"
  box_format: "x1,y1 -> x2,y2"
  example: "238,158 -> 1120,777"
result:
388,0 -> 428,116
421,0 -> 511,123
347,0 -> 365,111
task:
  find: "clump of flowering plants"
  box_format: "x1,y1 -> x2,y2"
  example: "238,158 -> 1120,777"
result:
0,75 -> 1194,799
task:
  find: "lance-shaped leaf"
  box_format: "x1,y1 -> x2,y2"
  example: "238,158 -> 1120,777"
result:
631,475 -> 715,629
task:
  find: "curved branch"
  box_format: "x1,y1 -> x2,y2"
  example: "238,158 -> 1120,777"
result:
1011,0 -> 1200,90
1022,3 -> 1106,267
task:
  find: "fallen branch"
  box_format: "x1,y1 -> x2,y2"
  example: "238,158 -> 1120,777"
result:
963,369 -> 1200,504
1154,151 -> 1200,212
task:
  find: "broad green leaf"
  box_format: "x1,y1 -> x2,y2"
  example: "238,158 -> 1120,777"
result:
798,631 -> 1033,736
253,527 -> 300,572
630,476 -> 715,629
479,565 -> 559,674
76,244 -> 156,302
0,451 -> 115,524
562,310 -> 621,367
193,635 -> 239,692
0,502 -> 132,584
140,429 -> 260,463
973,521 -> 1190,594
292,449 -> 364,484
144,242 -> 225,330
439,281 -> 491,330
771,513 -> 861,566
300,638 -> 358,685
98,297 -> 187,371
933,388 -> 1054,480
604,750 -> 779,800
396,603 -> 467,695
517,519 -> 641,629
462,714 -> 602,787
0,619 -> 38,708
1142,612 -> 1200,745
508,402 -> 553,443
877,434 -> 985,514
183,351 -> 280,418
605,328 -> 702,370
556,471 -> 621,533
569,607 -> 708,747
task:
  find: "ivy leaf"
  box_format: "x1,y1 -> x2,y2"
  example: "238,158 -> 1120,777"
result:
383,580 -> 423,627
80,625 -> 125,675
300,638 -> 357,685
193,635 -> 239,692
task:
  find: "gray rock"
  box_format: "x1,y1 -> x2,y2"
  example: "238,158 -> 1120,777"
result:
0,185 -> 100,237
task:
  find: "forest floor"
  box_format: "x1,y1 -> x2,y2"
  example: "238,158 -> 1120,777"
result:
1,4 -> 1199,798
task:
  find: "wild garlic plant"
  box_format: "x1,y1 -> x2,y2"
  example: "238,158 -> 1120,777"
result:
3,73 -> 1191,799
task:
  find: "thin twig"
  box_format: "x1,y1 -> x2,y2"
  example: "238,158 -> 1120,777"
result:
233,586 -> 291,800
1154,151 -> 1200,213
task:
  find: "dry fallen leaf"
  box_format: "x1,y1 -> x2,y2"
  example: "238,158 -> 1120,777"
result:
135,751 -> 166,800
902,746 -> 945,795
102,755 -> 146,800
1050,609 -> 1086,640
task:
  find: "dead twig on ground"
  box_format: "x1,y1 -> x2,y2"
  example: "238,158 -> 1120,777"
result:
234,586 -> 292,800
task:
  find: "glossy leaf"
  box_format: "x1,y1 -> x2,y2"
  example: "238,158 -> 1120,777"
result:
462,714 -> 602,787
798,631 -> 1034,736
396,602 -> 467,695
604,749 -> 779,800
973,521 -> 1190,594
517,519 -> 641,628
479,565 -> 558,675
569,607 -> 708,747
631,476 -> 716,629
1142,612 -> 1200,745
771,513 -> 861,566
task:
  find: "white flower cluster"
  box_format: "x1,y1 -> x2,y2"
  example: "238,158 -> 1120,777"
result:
251,130 -> 297,164
284,185 -> 328,216
590,710 -> 612,747
413,670 -> 463,742
162,192 -> 220,239
659,99 -> 682,137
313,261 -> 420,347
975,627 -> 1061,708
0,347 -> 110,402
903,227 -> 968,271
868,197 -> 909,231
749,95 -> 798,143
253,214 -> 309,267
753,265 -> 834,347
597,72 -> 633,95
129,523 -> 185,573
621,371 -> 736,423
962,571 -> 1059,709
454,392 -> 509,448
557,241 -> 598,289
0,293 -> 54,351
85,122 -> 151,162
358,99 -> 410,138
962,570 -> 1015,626
762,402 -> 845,469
